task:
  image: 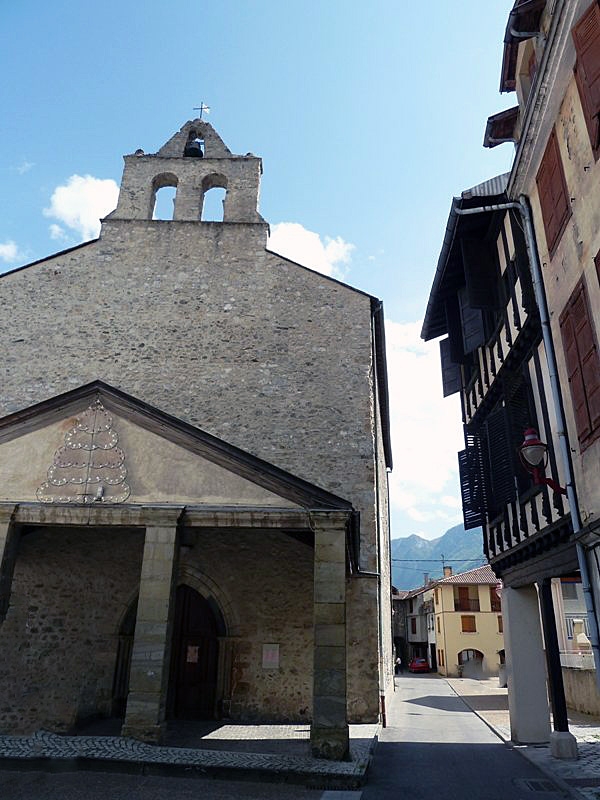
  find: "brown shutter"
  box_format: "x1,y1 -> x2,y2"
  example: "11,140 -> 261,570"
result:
572,284 -> 600,431
536,130 -> 570,254
573,2 -> 600,151
559,280 -> 600,444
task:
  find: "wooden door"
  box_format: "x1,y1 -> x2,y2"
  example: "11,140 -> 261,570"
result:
169,585 -> 219,719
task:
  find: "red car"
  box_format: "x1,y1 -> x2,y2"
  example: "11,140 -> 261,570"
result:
408,657 -> 430,673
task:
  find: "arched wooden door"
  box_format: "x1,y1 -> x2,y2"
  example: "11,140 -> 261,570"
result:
168,585 -> 219,719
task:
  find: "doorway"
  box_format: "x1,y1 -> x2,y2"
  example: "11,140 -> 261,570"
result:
168,585 -> 220,719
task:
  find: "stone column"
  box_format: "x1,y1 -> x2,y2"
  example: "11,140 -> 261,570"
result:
122,511 -> 181,742
0,505 -> 19,621
310,512 -> 350,761
503,584 -> 551,744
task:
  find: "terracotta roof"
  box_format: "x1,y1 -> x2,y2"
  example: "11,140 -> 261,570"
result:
435,564 -> 499,586
392,589 -> 410,600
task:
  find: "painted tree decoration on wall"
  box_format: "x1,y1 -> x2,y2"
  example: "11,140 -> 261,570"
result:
37,398 -> 131,503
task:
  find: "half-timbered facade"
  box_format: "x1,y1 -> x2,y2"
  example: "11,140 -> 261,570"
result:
424,0 -> 600,759
422,173 -> 581,754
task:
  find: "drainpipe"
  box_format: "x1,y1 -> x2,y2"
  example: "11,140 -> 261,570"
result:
454,196 -> 600,686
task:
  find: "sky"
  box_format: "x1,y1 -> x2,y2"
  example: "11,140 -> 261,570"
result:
0,1 -> 517,540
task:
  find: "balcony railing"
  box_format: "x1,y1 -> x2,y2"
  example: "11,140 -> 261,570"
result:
454,599 -> 480,612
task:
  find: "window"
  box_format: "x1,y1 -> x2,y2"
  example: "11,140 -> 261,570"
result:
461,615 -> 477,633
438,649 -> 445,667
559,279 -> 600,448
437,616 -> 441,633
536,129 -> 571,255
454,586 -> 480,612
573,2 -> 600,157
410,618 -> 417,635
434,588 -> 439,606
498,615 -> 504,633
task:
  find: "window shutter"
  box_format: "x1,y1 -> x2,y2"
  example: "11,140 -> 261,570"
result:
445,295 -> 464,363
536,130 -> 570,254
573,2 -> 600,150
560,281 -> 600,442
461,238 -> 499,309
505,380 -> 535,495
440,337 -> 461,397
485,406 -> 516,513
458,286 -> 486,354
458,434 -> 487,530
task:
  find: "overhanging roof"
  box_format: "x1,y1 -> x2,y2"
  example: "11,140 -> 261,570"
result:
421,174 -> 509,342
483,106 -> 520,148
500,0 -> 547,93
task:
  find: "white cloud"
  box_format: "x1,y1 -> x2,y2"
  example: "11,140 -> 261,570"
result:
0,240 -> 20,263
44,174 -> 119,241
267,222 -> 354,278
385,319 -> 464,530
16,160 -> 34,175
49,224 -> 67,241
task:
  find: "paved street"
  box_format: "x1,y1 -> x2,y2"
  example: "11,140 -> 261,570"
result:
0,770 -> 325,800
363,674 -> 568,800
2,673 -> 597,799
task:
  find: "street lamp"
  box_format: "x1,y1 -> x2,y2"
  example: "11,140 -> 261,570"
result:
519,428 -> 566,495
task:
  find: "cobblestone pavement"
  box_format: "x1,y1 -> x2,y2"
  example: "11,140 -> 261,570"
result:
447,677 -> 600,800
0,723 -> 377,786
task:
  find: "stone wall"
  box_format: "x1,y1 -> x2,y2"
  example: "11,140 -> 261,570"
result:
0,188 -> 386,722
182,529 -> 314,722
562,667 -> 600,716
0,527 -> 144,734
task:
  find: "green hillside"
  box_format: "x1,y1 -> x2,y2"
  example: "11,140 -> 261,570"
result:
391,524 -> 486,590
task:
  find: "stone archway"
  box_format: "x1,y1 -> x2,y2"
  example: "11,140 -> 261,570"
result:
167,585 -> 224,719
458,648 -> 484,678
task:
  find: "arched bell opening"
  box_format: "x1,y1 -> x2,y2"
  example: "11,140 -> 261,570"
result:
150,172 -> 179,220
183,129 -> 205,158
200,173 -> 228,222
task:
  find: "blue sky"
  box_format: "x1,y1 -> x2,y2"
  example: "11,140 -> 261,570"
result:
0,1 -> 517,540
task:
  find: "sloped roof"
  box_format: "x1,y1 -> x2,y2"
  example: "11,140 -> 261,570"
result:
421,174 -> 509,341
435,564 -> 499,586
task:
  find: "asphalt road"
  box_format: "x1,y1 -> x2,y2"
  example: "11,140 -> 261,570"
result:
0,675 -> 570,799
363,673 -> 568,800
0,769 -> 323,800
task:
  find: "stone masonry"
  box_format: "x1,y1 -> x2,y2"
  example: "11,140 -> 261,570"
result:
0,120 -> 393,751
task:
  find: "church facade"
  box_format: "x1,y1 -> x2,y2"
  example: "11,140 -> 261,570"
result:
0,121 -> 393,760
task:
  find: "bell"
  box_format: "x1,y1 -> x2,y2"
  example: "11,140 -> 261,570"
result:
184,141 -> 204,158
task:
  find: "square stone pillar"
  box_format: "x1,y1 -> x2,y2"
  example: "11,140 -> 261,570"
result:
503,584 -> 551,744
310,512 -> 350,760
0,505 -> 19,621
122,512 -> 181,743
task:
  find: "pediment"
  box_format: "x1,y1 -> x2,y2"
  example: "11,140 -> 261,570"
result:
0,382 -> 352,512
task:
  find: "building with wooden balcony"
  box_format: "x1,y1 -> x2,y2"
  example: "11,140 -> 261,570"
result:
433,565 -> 503,679
423,0 -> 600,760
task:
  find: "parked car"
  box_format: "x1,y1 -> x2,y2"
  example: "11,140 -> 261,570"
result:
408,657 -> 430,673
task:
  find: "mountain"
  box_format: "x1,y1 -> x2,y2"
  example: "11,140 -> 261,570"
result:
391,524 -> 486,590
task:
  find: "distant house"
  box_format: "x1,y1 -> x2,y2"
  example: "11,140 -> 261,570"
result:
433,565 -> 503,679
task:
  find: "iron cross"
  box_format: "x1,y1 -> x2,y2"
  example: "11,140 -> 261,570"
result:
193,103 -> 211,119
